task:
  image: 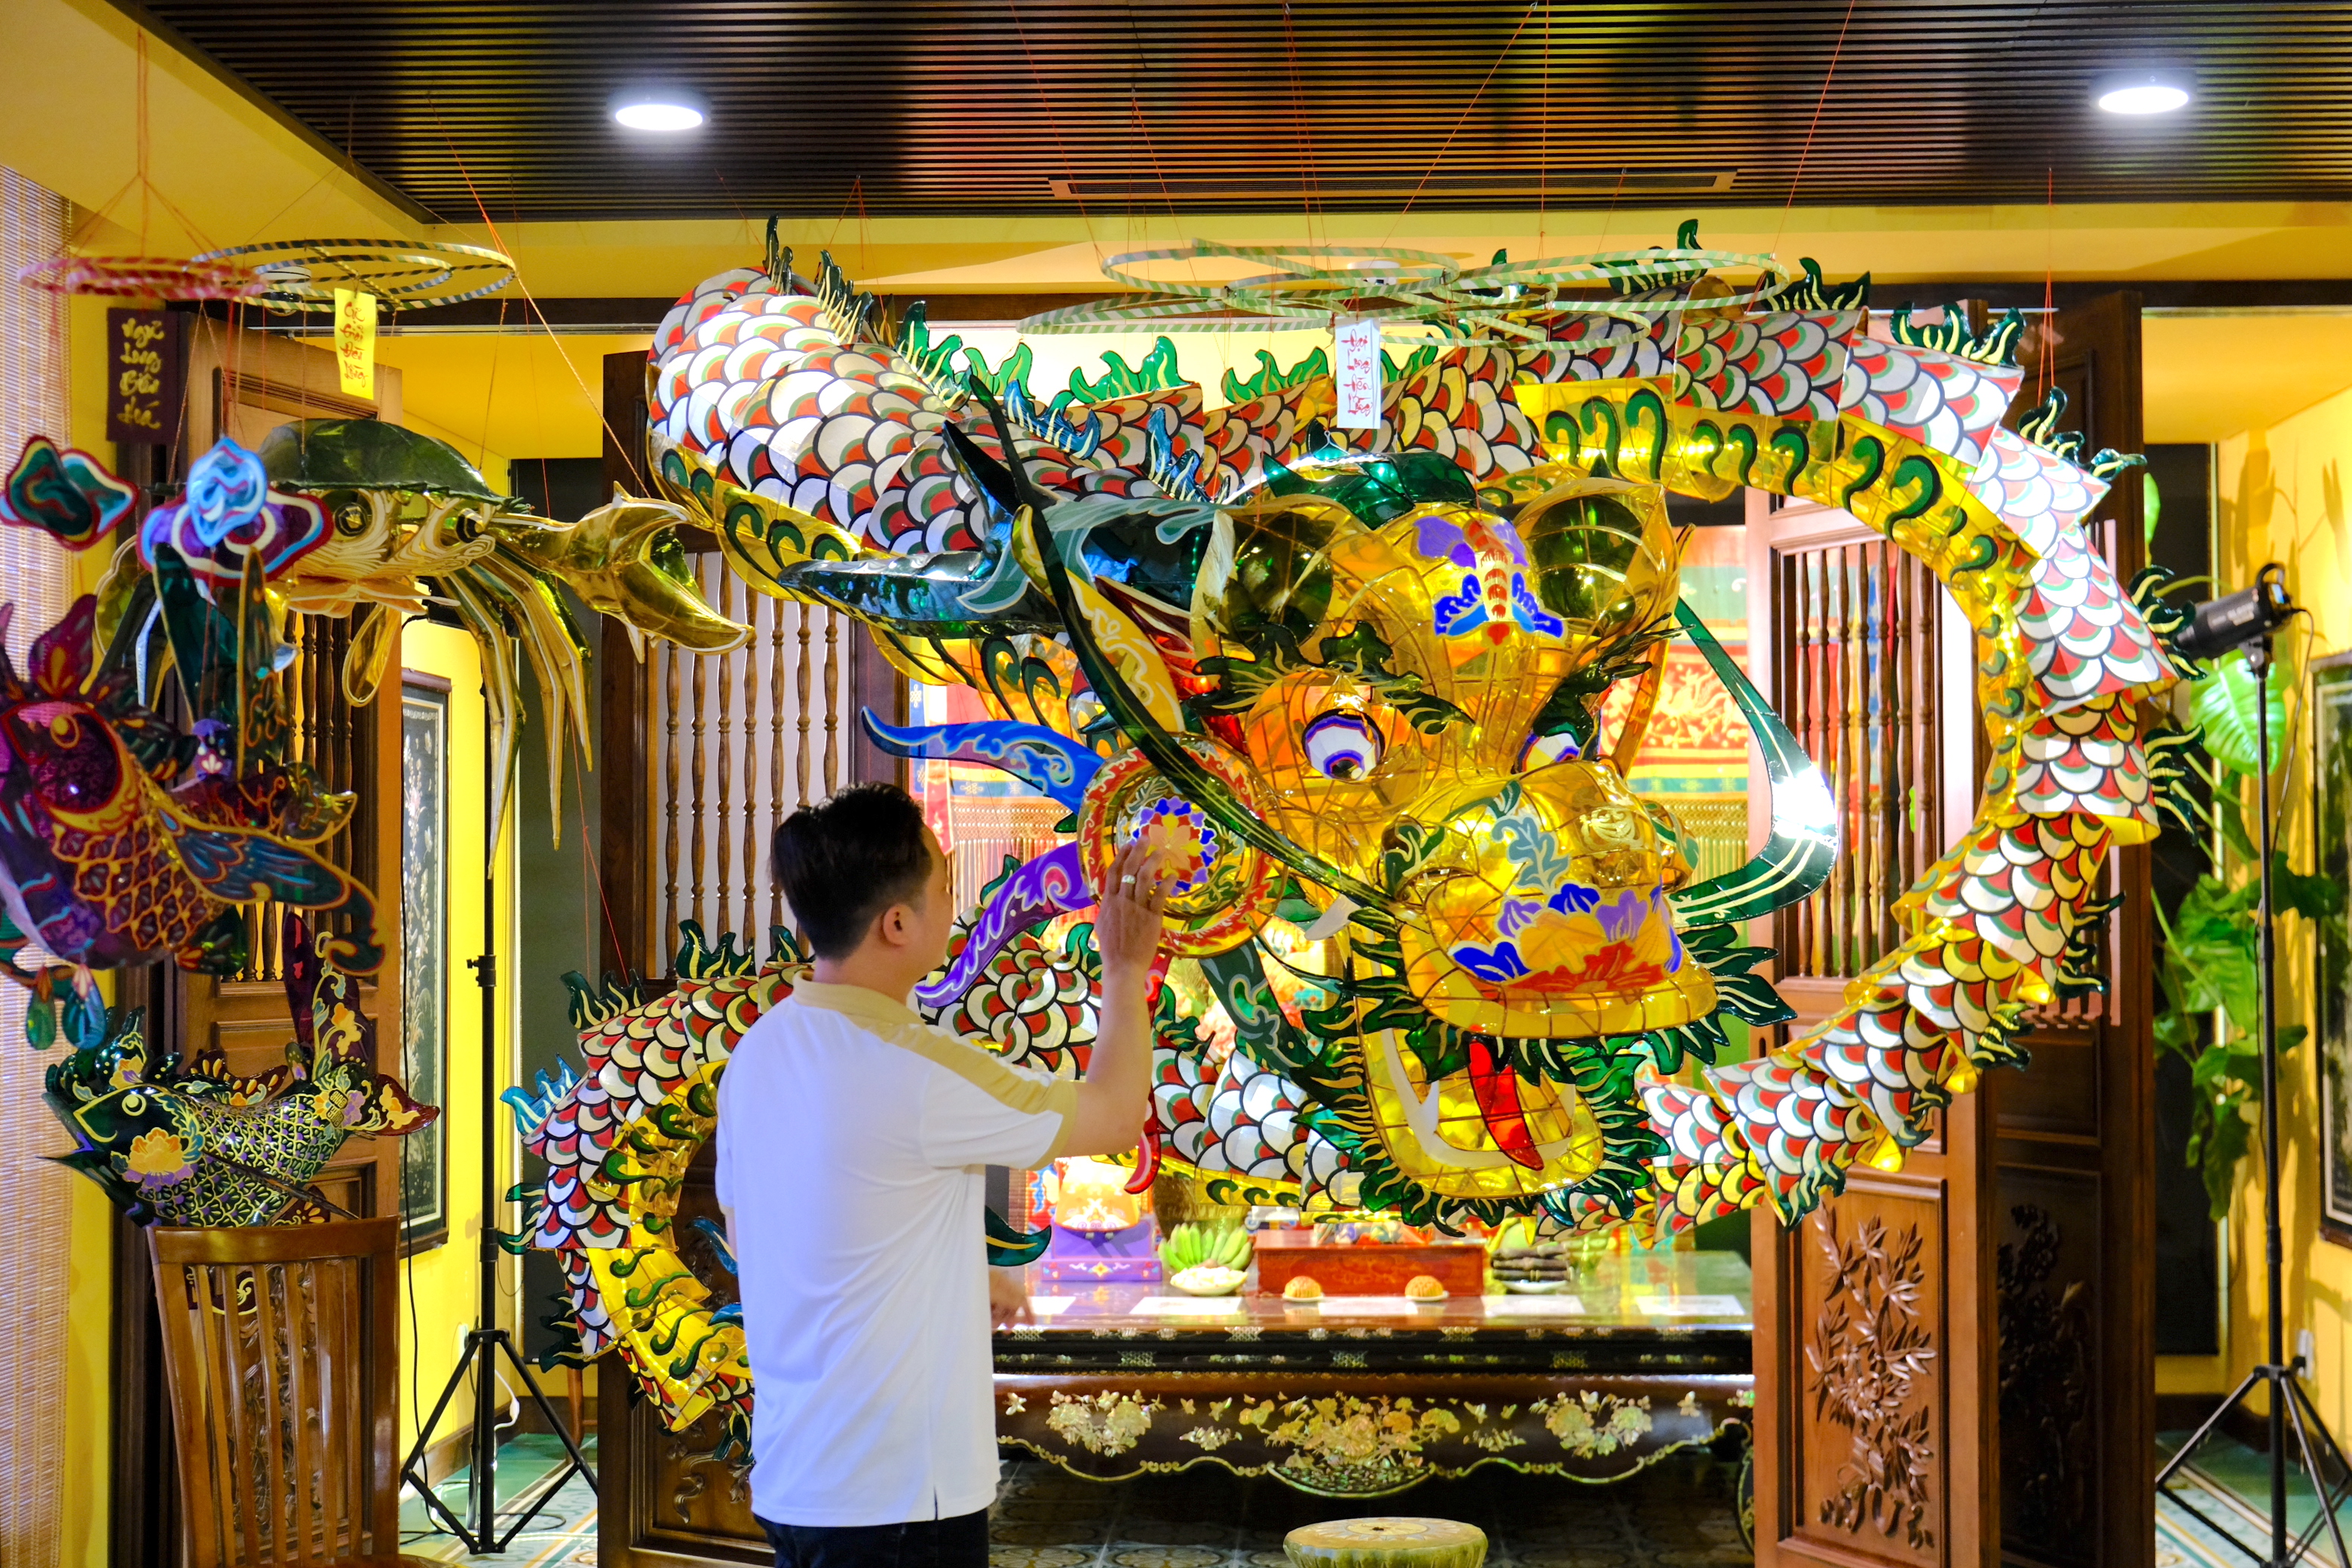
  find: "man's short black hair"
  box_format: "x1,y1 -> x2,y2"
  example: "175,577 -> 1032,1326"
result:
771,782 -> 936,960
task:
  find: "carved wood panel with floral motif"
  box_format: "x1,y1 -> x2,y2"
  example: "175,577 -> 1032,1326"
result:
1754,1153 -> 1995,1568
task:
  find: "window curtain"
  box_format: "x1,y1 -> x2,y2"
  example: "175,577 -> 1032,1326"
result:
0,162 -> 77,1565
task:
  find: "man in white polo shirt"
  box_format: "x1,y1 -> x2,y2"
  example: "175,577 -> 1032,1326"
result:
718,782 -> 1170,1567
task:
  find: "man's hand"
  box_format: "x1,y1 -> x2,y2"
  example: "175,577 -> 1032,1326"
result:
988,1266 -> 1034,1328
1095,835 -> 1172,977
1058,837 -> 1172,1157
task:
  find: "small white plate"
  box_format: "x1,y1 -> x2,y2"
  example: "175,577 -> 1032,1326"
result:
1632,1294 -> 1747,1318
1136,1297 -> 1249,1316
1480,1296 -> 1590,1315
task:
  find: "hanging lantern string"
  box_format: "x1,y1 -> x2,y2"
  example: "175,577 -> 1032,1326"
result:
24,30 -> 259,301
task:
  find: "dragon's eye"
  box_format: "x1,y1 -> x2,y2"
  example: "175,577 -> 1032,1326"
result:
1303,712 -> 1383,782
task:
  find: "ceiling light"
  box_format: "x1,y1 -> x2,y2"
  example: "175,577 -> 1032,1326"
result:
614,99 -> 704,133
2096,77 -> 2191,115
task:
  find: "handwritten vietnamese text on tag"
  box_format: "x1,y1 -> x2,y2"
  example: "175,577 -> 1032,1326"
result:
334,288 -> 377,399
1334,318 -> 1383,430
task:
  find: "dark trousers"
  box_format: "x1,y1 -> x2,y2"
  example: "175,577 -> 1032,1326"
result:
758,1507 -> 991,1568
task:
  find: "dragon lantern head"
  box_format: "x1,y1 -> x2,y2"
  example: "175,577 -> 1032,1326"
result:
1191,457 -> 1710,1033
955,445 -> 1759,1215
761,418 -> 1790,1221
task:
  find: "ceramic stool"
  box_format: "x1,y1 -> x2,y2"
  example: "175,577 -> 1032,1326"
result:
1283,1517 -> 1488,1568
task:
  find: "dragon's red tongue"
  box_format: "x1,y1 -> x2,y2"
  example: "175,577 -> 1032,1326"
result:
1465,1036 -> 1544,1171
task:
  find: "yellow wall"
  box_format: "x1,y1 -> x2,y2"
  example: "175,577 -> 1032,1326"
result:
375,332 -> 648,465
2197,390 -> 2352,1426
394,621 -> 522,1463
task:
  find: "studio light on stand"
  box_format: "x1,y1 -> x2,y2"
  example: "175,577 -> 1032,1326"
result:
399,707 -> 596,1551
2155,564 -> 2344,1566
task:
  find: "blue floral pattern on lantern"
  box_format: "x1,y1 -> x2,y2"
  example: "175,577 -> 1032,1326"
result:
1417,510 -> 1563,641
139,439 -> 329,598
1127,795 -> 1218,894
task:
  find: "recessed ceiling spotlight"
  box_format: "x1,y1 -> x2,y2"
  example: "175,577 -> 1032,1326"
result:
614,96 -> 705,132
2096,75 -> 2191,115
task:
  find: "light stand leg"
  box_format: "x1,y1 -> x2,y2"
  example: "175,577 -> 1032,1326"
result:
2283,1373 -> 2352,1568
395,697 -> 598,1551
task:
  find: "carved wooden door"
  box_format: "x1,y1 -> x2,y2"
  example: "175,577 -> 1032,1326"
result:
1749,494 -> 2000,1568
1989,292 -> 2155,1568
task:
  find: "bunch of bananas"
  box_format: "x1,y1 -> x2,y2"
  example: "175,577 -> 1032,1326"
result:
1159,1220 -> 1252,1275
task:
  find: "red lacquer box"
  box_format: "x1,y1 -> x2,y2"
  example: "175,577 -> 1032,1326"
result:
1249,1235 -> 1488,1298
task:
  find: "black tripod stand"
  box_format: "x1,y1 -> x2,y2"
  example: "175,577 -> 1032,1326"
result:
399,742 -> 596,1551
2157,571 -> 2348,1566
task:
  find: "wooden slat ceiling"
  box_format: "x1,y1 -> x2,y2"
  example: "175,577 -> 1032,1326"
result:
130,2 -> 2350,223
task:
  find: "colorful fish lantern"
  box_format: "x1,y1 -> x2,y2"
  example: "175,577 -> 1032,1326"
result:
42,916 -> 436,1227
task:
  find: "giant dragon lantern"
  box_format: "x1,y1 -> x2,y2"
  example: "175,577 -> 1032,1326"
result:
520,231 -> 2187,1450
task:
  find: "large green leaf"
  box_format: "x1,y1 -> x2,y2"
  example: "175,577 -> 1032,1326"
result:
2272,855 -> 2349,921
2190,646 -> 2294,776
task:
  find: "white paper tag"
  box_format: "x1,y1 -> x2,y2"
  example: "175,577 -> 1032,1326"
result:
1309,1295 -> 1442,1315
1333,319 -> 1383,430
1480,1295 -> 1590,1315
1136,1296 -> 1248,1315
1026,1297 -> 1077,1316
1633,1294 -> 1747,1318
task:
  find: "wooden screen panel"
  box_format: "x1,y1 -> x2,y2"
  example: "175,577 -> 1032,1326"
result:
1987,291 -> 2155,1568
1771,519 -> 1945,982
222,615 -> 378,985
178,613 -> 403,1230
644,552 -> 856,978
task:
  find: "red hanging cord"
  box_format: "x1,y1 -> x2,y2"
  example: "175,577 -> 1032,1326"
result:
1280,1 -> 1322,250
1389,7 -> 1536,240
431,108 -> 646,491
1774,0 -> 1861,251
572,725 -> 635,985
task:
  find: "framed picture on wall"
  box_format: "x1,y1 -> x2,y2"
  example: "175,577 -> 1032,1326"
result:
400,672 -> 452,1253
2314,652 -> 2352,1245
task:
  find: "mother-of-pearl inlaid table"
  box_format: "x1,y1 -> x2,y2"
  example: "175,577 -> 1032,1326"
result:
994,1249 -> 1753,1499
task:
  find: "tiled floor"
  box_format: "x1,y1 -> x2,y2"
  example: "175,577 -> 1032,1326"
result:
401,1432 -> 599,1565
2157,1429 -> 2350,1568
395,1428 -> 2352,1567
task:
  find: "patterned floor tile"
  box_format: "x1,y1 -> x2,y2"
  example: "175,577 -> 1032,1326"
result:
997,1497 -> 1120,1524
988,1548 -> 1096,1568
993,1519 -> 1119,1547
1107,1548 -> 1228,1568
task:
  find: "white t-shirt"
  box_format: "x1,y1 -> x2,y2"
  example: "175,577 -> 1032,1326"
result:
715,979 -> 1075,1527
